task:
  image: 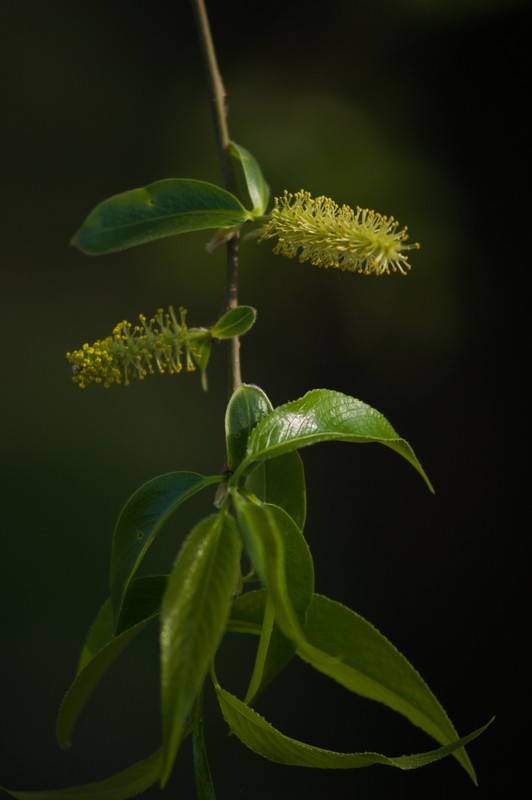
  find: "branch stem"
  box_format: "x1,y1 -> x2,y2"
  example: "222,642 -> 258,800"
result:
191,0 -> 241,394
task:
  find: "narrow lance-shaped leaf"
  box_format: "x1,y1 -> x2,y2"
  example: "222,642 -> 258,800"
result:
0,751 -> 162,800
160,512 -> 241,787
216,686 -> 492,777
228,496 -> 479,783
56,576 -> 167,749
72,178 -> 253,255
298,594 -> 478,781
234,499 -> 314,701
232,494 -> 311,646
236,389 -> 433,492
110,471 -> 223,630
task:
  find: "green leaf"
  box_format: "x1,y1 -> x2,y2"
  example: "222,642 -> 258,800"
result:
298,594 -> 477,781
225,384 -> 272,472
72,179 -> 252,255
160,513 -> 241,787
216,687 -> 491,778
0,751 -> 161,800
110,471 -> 223,630
79,575 -> 167,674
237,500 -> 314,701
227,588 -> 266,635
210,306 -> 257,339
56,577 -> 167,749
245,451 -> 307,530
236,389 -> 433,492
228,141 -> 270,214
232,495 -> 313,646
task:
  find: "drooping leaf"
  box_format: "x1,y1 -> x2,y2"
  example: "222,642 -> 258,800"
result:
160,512 -> 241,787
228,141 -> 270,214
72,179 -> 252,255
227,580 -> 481,781
110,471 -> 223,629
225,384 -> 272,472
57,577 -> 167,749
298,594 -> 477,781
236,389 -> 433,491
216,687 -> 491,778
235,500 -> 314,700
245,451 -> 306,530
210,306 -> 257,339
232,495 -> 313,649
0,751 -> 161,800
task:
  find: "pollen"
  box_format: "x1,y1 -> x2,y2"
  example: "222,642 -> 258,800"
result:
66,306 -> 203,388
259,190 -> 419,276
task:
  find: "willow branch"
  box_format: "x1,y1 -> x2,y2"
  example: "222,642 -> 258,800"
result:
191,0 -> 241,393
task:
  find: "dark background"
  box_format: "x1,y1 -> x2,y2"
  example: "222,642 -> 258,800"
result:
0,1 -> 526,797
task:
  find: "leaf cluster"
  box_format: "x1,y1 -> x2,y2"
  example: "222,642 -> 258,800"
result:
2,386 -> 491,799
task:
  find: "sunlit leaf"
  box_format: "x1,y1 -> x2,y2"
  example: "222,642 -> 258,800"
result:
216,687 -> 491,779
298,594 -> 477,781
160,512 -> 241,787
236,389 -> 433,491
232,495 -> 312,645
110,471 -> 223,629
233,499 -> 314,700
72,179 -> 252,255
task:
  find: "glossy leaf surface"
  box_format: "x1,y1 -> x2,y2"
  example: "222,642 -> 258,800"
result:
238,389 -> 433,491
210,305 -> 257,339
110,471 -> 222,629
225,384 -> 272,472
72,179 -> 252,254
229,141 -> 270,214
57,577 -> 167,748
160,513 -> 241,786
216,687 -> 490,776
0,751 -> 161,799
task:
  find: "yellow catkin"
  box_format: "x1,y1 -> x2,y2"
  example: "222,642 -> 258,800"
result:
66,306 -> 199,388
260,190 -> 419,275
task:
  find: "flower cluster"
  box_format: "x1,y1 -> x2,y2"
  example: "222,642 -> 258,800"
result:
66,306 -> 202,388
260,190 -> 419,275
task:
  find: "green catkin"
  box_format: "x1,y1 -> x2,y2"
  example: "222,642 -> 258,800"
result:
260,190 -> 419,275
66,306 -> 197,388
